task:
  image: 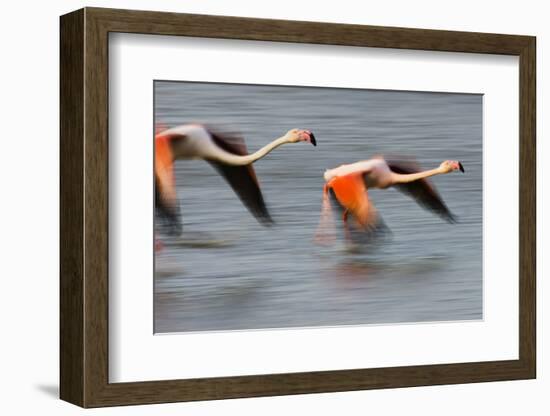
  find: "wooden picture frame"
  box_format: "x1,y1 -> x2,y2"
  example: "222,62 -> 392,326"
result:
60,7 -> 536,408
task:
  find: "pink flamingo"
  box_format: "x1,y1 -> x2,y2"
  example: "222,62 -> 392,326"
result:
155,124 -> 316,239
315,156 -> 464,244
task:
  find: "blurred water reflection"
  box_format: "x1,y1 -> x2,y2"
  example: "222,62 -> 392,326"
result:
154,81 -> 482,333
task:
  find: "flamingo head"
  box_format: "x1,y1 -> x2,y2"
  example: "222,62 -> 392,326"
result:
285,129 -> 317,146
439,160 -> 465,174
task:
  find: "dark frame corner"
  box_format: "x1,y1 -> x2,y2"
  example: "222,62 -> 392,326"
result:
60,7 -> 536,408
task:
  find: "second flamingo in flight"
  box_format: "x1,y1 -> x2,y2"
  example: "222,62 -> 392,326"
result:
155,124 -> 317,234
315,156 -> 465,244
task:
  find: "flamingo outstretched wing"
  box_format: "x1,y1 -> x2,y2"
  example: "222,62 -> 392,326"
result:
330,174 -> 378,229
321,173 -> 388,240
155,134 -> 182,233
386,159 -> 456,223
207,130 -> 273,225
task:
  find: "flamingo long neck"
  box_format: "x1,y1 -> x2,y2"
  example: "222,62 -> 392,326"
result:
393,168 -> 443,184
208,135 -> 290,166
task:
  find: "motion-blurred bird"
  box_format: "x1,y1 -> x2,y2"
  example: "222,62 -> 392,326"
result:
155,124 -> 317,235
314,156 -> 464,244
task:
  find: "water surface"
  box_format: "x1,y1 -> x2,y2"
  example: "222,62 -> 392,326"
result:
154,81 -> 483,333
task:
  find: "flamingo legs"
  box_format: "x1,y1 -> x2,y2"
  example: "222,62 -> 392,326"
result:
314,182 -> 336,245
342,209 -> 352,243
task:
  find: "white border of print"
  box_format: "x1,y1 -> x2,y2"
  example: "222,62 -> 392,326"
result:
109,33 -> 519,382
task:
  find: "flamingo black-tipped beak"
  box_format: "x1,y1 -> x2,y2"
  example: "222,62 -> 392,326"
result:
458,162 -> 465,173
309,132 -> 317,146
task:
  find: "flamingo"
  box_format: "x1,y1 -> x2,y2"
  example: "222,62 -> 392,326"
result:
155,124 -> 317,236
315,156 -> 465,244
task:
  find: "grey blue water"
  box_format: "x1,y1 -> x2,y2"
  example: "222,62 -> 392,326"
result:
154,81 -> 482,333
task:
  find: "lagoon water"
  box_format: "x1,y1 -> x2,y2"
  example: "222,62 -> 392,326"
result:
154,81 -> 482,333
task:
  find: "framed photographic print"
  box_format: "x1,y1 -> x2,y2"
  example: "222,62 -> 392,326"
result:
60,7 -> 536,408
